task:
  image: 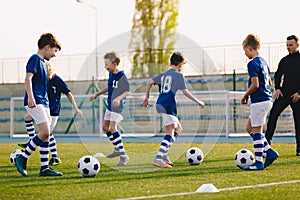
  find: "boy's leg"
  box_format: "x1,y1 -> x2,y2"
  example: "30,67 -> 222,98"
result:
18,114 -> 35,148
39,141 -> 50,172
49,115 -> 61,166
244,133 -> 264,170
103,111 -> 129,166
49,133 -> 61,166
15,121 -> 49,176
16,106 -> 62,176
162,130 -> 179,166
152,134 -> 173,168
107,123 -> 129,166
262,135 -> 279,168
104,120 -> 122,158
15,134 -> 44,176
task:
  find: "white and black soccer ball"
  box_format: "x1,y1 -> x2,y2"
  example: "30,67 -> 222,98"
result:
186,147 -> 204,165
235,149 -> 255,169
78,155 -> 100,177
10,149 -> 24,166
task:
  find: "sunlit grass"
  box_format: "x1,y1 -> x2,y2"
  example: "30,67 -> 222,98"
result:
1,142 -> 300,199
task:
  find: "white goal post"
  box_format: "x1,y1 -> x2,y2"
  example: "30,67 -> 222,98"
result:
10,91 -> 294,138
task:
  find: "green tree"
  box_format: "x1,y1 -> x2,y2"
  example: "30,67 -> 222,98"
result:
129,0 -> 179,78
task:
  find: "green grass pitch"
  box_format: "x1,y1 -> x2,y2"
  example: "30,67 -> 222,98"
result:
1,142 -> 300,199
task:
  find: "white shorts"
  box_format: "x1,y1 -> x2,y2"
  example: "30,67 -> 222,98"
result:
25,104 -> 51,125
104,109 -> 123,123
50,116 -> 59,132
161,113 -> 182,133
250,100 -> 272,127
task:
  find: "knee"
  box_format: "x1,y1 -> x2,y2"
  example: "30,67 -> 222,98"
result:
246,127 -> 252,134
24,114 -> 33,121
102,126 -> 109,133
108,127 -> 117,133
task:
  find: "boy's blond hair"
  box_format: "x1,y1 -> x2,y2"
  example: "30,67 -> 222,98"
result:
46,62 -> 55,80
242,34 -> 261,50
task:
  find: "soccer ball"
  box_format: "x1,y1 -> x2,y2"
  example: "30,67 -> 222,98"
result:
186,147 -> 204,165
10,149 -> 24,165
78,155 -> 100,177
235,149 -> 255,169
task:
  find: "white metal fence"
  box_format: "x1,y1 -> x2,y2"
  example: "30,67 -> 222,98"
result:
0,42 -> 287,83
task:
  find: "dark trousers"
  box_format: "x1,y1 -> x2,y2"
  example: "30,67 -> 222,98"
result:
265,96 -> 300,150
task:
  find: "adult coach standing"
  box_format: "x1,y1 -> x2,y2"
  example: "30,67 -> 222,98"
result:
265,35 -> 300,156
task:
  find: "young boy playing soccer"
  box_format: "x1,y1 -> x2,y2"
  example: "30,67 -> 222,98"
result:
15,33 -> 63,176
143,52 -> 205,168
241,33 -> 279,170
18,62 -> 83,166
90,51 -> 130,166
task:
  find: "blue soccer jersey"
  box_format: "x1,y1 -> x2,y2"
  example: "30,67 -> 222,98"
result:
152,68 -> 187,116
247,56 -> 272,103
24,54 -> 49,108
107,71 -> 130,113
48,75 -> 70,116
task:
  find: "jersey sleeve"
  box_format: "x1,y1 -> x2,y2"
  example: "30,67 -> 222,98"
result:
177,73 -> 187,90
26,55 -> 40,74
119,74 -> 130,92
152,73 -> 162,84
247,61 -> 259,78
55,75 -> 70,95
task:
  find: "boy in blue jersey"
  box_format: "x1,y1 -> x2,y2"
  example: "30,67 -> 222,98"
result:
90,51 -> 130,166
15,33 -> 63,176
18,62 -> 83,166
241,34 -> 279,170
143,52 -> 205,168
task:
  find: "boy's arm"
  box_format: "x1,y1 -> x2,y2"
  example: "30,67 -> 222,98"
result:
90,86 -> 108,101
112,91 -> 131,107
182,89 -> 205,108
143,79 -> 155,107
66,92 -> 83,117
241,76 -> 259,104
25,72 -> 36,108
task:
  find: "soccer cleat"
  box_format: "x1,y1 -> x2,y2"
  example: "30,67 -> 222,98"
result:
39,168 -> 63,176
152,158 -> 172,168
107,150 -> 122,158
264,149 -> 279,168
18,141 -> 29,149
15,155 -> 27,176
49,158 -> 62,166
243,162 -> 264,171
162,155 -> 173,166
117,155 -> 129,166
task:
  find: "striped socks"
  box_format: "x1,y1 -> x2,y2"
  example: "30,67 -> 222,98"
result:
39,141 -> 50,171
108,131 -> 126,156
155,135 -> 172,160
252,133 -> 264,164
164,132 -> 178,154
25,119 -> 35,140
49,133 -> 59,159
20,135 -> 43,159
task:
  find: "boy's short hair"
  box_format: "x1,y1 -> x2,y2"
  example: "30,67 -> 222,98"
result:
170,52 -> 186,66
104,51 -> 120,65
38,33 -> 61,50
287,35 -> 299,43
242,34 -> 260,50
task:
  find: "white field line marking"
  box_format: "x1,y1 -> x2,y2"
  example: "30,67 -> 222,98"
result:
115,180 -> 300,200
